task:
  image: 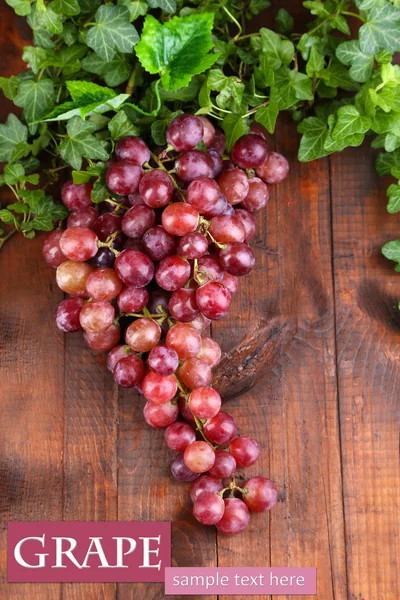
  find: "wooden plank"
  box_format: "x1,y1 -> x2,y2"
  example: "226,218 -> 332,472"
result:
331,144 -> 400,600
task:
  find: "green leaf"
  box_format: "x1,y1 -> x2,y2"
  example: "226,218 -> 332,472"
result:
50,0 -> 80,16
14,79 -> 55,124
386,183 -> 400,213
259,28 -> 294,69
35,5 -> 63,34
255,103 -> 279,134
376,149 -> 400,178
60,22 -> 79,46
108,111 -> 139,140
306,46 -> 324,77
81,52 -> 132,88
5,0 -> 32,16
276,8 -> 293,35
135,13 -> 219,90
72,170 -> 93,184
369,87 -> 395,112
0,75 -> 20,100
222,113 -> 247,152
319,59 -> 360,90
86,6 -> 139,62
59,116 -> 110,170
0,209 -> 17,224
270,67 -> 313,110
118,0 -> 147,21
0,114 -> 28,162
336,40 -> 374,83
384,133 -> 400,152
359,4 -> 400,55
3,163 -> 25,185
382,239 -> 400,263
22,46 -> 48,74
298,116 -> 329,162
10,141 -> 32,163
147,0 -> 176,13
91,181 -> 108,203
332,106 -> 371,140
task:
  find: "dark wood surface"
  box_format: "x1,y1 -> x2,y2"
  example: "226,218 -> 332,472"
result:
0,3 -> 399,599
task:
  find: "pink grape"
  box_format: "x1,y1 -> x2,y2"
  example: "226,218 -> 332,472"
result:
241,177 -> 269,212
256,151 -> 289,184
67,206 -> 98,229
215,498 -> 250,535
217,169 -> 249,205
196,281 -> 231,320
184,441 -> 215,473
142,371 -> 177,404
84,322 -> 121,351
107,344 -> 131,372
164,421 -> 196,452
144,401 -> 179,429
231,133 -> 268,169
55,298 -> 85,333
196,256 -> 224,284
209,215 -> 246,244
178,358 -> 212,389
170,452 -> 200,482
125,317 -> 161,352
175,150 -> 214,183
229,436 -> 260,467
219,242 -> 255,276
56,260 -> 93,296
196,336 -> 221,368
139,170 -> 174,208
243,476 -> 278,512
148,345 -> 179,376
208,450 -> 237,479
79,301 -> 115,333
186,178 -> 220,214
198,116 -> 215,147
42,229 -> 66,268
234,209 -> 256,242
188,387 -> 221,419
166,114 -> 204,152
166,323 -> 202,360
117,285 -> 149,313
115,136 -> 150,165
162,203 -> 199,236
106,160 -> 143,195
93,213 -> 122,242
221,271 -> 239,296
204,411 -> 237,446
121,205 -> 155,239
113,354 -> 145,387
86,268 -> 122,301
193,492 -> 225,525
177,232 -> 208,260
59,227 -> 98,262
155,255 -> 191,291
114,249 -> 154,287
61,181 -> 92,210
142,226 -> 177,262
190,476 -> 223,502
169,288 -> 199,322
189,313 -> 211,333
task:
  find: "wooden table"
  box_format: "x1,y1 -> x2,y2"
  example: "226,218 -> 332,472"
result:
1,3 -> 399,599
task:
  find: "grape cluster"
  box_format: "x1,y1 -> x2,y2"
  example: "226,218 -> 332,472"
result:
42,114 -> 289,534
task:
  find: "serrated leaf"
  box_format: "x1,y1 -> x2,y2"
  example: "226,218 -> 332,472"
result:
382,239 -> 400,263
87,6 -> 139,62
147,0 -> 176,13
4,163 -> 25,185
222,113 -> 246,152
50,0 -> 80,16
255,103 -> 279,134
336,40 -> 374,83
386,183 -> 400,213
0,75 -> 20,100
298,116 -> 329,162
108,111 -> 139,140
136,13 -> 218,90
59,116 -> 109,170
14,79 -> 55,124
81,52 -> 131,88
5,0 -> 32,16
359,4 -> 400,55
0,114 -> 28,162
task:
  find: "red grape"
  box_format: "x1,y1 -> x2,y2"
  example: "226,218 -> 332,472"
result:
166,323 -> 202,360
250,122 -> 268,140
84,322 -> 121,351
164,421 -> 196,452
209,215 -> 246,244
79,301 -> 115,333
117,285 -> 149,313
114,354 -> 145,387
177,232 -> 208,260
127,192 -> 144,207
215,498 -> 250,534
178,358 -> 212,389
144,401 -> 179,429
189,313 -> 211,333
42,229 -> 66,268
198,116 -> 215,147
107,344 -> 131,372
188,387 -> 221,419
202,194 -> 230,219
175,150 -> 214,183
208,150 -> 224,178
208,450 -> 236,479
229,436 -> 260,467
184,441 -> 215,473
178,396 -> 196,425
220,271 -> 239,296
86,268 -> 122,301
243,476 -> 278,512
186,178 -> 220,214
204,411 -> 237,446
121,204 -> 155,239
162,203 -> 199,236
190,475 -> 223,502
67,206 -> 98,229
142,226 -> 177,262
256,151 -> 289,184
169,288 -> 199,322
55,298 -> 85,333
148,344 -> 179,376
56,260 -> 93,296
166,114 -> 204,152
142,371 -> 177,404
234,209 -> 256,242
94,248 -> 115,268
115,136 -> 150,165
106,160 -> 143,195
114,249 -> 154,287
241,177 -> 269,212
61,181 -> 92,210
155,255 -> 191,291
93,213 -> 122,242
196,256 -> 224,284
219,242 -> 255,276
196,336 -> 221,368
196,281 -> 231,320
125,317 -> 161,352
147,289 -> 171,315
217,169 -> 249,205
193,492 -> 225,525
60,227 -> 98,262
209,129 -> 226,154
139,169 -> 174,208
170,452 -> 200,481
231,134 -> 268,169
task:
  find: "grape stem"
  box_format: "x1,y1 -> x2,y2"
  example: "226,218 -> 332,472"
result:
105,198 -> 129,212
97,229 -> 122,256
148,152 -> 186,202
218,478 -> 249,497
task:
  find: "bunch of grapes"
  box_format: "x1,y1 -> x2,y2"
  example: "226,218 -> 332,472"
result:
42,113 -> 289,535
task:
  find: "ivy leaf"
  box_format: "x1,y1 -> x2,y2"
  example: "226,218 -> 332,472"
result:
91,181 -> 109,203
382,239 -> 400,264
81,52 -> 132,88
255,103 -> 279,134
386,183 -> 400,213
108,111 -> 139,140
86,6 -> 139,62
5,0 -> 32,16
384,133 -> 400,152
332,106 -> 371,140
50,0 -> 80,16
369,87 -> 395,112
336,40 -> 374,83
306,46 -> 325,77
147,0 -> 176,14
14,79 -> 55,125
376,149 -> 400,178
222,113 -> 247,152
259,28 -> 294,69
208,71 -> 245,113
319,59 -> 360,90
0,114 -> 28,162
276,8 -> 293,35
136,13 -> 219,90
151,110 -> 183,145
0,75 -> 20,100
359,4 -> 400,55
22,46 -> 48,74
34,5 -> 63,34
270,67 -> 313,110
59,116 -> 110,170
3,164 -> 25,186
118,0 -> 147,21
298,116 -> 329,162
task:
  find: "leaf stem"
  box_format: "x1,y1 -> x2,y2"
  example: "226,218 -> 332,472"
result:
0,228 -> 17,250
341,10 -> 366,23
221,5 -> 242,41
